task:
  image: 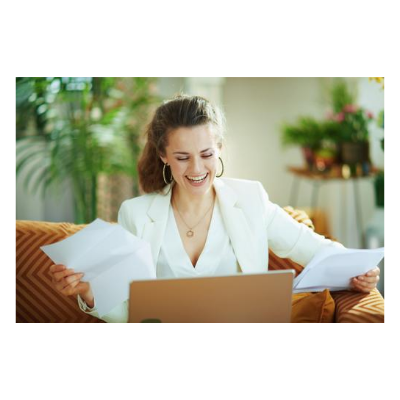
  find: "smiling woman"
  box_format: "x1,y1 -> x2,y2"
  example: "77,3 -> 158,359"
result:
137,94 -> 225,194
48,94 -> 381,322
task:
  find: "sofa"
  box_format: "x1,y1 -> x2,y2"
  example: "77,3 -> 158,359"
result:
16,208 -> 384,323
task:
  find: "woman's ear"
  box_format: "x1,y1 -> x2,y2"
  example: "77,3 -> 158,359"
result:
160,155 -> 168,165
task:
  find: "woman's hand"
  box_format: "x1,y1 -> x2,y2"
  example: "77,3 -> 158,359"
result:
351,266 -> 380,293
49,264 -> 94,307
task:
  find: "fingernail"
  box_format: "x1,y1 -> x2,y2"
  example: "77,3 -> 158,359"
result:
359,276 -> 364,280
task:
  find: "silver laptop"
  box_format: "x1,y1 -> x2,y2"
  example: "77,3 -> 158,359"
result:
128,270 -> 295,323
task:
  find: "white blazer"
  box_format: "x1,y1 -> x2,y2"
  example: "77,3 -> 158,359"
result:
118,177 -> 337,273
80,177 -> 339,322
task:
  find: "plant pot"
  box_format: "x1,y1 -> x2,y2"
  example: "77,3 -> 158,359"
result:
301,147 -> 315,170
313,148 -> 338,172
340,141 -> 370,165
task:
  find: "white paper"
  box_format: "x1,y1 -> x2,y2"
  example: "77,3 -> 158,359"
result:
293,246 -> 384,293
41,218 -> 156,316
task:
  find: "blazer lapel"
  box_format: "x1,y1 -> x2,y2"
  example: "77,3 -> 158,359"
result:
214,179 -> 259,273
142,184 -> 172,265
141,180 -> 260,273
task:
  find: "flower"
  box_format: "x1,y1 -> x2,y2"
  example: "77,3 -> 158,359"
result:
366,111 -> 374,119
369,77 -> 384,89
343,104 -> 358,114
335,112 -> 345,122
325,104 -> 374,143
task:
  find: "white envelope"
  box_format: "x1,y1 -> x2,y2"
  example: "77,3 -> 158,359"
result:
293,246 -> 384,293
41,218 -> 156,317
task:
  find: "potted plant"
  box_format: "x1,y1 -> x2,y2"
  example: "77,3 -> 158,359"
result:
16,77 -> 159,223
281,117 -> 338,171
374,109 -> 384,207
326,80 -> 374,169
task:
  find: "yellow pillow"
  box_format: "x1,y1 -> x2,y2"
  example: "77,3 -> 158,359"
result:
291,289 -> 335,323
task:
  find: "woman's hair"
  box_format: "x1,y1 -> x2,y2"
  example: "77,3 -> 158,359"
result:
138,94 -> 225,193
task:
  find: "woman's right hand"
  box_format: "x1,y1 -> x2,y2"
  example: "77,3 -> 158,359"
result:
49,264 -> 94,308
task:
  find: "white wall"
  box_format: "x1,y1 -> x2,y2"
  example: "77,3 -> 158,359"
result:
221,77 -> 384,248
222,77 -> 325,206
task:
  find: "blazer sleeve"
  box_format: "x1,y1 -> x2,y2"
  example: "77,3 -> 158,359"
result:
77,295 -> 129,323
117,199 -> 138,235
258,182 -> 344,267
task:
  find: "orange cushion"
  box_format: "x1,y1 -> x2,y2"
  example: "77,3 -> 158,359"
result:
16,220 -> 103,323
330,289 -> 384,323
291,289 -> 335,323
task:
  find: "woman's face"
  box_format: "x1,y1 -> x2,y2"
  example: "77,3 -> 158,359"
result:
160,124 -> 221,197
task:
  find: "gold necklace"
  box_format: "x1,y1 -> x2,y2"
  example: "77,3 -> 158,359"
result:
173,197 -> 215,238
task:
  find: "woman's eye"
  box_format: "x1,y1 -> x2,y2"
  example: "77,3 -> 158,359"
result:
176,154 -> 213,161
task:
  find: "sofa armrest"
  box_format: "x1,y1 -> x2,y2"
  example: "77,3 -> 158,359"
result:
16,220 -> 104,323
330,288 -> 384,323
269,206 -> 385,323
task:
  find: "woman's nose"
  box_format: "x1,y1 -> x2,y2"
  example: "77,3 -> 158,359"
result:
190,157 -> 203,173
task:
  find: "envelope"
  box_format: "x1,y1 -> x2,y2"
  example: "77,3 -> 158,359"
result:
293,246 -> 384,293
41,218 -> 156,317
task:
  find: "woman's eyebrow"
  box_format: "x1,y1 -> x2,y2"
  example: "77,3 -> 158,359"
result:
173,148 -> 212,155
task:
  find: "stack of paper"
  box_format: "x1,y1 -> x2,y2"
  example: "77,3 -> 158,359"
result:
41,219 -> 156,317
293,246 -> 384,293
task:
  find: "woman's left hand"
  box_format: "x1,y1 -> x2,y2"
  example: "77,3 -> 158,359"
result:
351,267 -> 380,293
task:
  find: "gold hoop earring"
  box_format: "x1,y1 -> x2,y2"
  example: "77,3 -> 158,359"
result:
216,157 -> 224,178
162,163 -> 174,185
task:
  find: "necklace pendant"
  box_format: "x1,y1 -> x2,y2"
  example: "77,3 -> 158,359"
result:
186,230 -> 194,238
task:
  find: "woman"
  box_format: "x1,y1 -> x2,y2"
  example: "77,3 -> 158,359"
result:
49,94 -> 380,322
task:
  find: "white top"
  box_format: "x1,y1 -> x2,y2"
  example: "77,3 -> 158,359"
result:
157,200 -> 241,279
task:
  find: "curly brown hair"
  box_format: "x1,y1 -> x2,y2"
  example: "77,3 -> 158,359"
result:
137,94 -> 225,193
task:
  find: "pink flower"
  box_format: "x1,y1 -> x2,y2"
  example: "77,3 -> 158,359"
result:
366,111 -> 374,119
343,104 -> 358,113
335,112 -> 345,122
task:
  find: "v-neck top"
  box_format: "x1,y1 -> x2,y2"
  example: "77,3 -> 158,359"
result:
157,199 -> 241,278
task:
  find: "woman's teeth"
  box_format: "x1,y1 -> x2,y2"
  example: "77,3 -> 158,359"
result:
186,173 -> 208,182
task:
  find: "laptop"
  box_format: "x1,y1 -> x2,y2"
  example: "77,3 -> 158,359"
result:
128,270 -> 295,323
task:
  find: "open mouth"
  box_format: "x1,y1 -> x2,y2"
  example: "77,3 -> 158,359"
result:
186,173 -> 208,184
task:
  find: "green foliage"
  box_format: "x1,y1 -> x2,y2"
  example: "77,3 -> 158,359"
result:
16,77 -> 159,223
281,117 -> 324,149
281,117 -> 338,150
327,107 -> 373,143
326,80 -> 374,143
280,80 -> 374,155
377,110 -> 384,129
330,79 -> 356,113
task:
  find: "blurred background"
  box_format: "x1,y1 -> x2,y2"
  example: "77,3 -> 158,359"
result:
16,77 -> 384,292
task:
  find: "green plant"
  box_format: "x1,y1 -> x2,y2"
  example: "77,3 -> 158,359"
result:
281,117 -> 325,149
375,108 -> 384,206
326,80 -> 374,143
377,110 -> 384,150
16,77 -> 159,223
330,80 -> 356,113
281,116 -> 340,151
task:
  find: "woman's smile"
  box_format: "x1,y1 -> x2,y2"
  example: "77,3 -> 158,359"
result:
186,173 -> 209,186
